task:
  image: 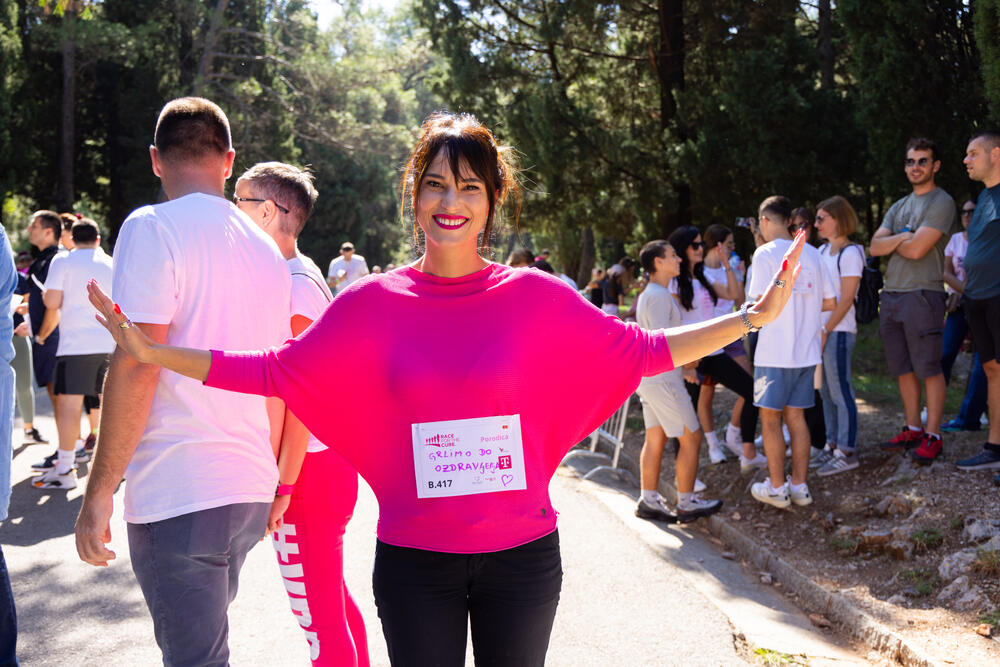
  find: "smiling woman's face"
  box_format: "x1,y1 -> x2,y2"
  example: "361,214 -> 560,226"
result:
414,151 -> 490,253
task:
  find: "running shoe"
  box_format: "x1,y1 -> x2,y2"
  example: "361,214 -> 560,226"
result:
32,468 -> 77,490
750,480 -> 791,509
31,446 -> 88,471
941,418 -> 978,433
809,446 -> 834,469
786,478 -> 813,506
878,426 -> 925,452
634,497 -> 678,523
707,438 -> 728,464
816,449 -> 859,477
911,433 -> 943,466
23,427 -> 48,444
956,448 -> 1000,471
84,433 -> 97,452
740,452 -> 768,474
676,496 -> 723,523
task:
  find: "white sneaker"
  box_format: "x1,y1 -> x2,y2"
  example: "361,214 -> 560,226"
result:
754,434 -> 764,448
694,478 -> 707,494
787,477 -> 813,506
751,480 -> 791,508
725,424 -> 743,458
32,467 -> 77,490
809,445 -> 834,469
677,495 -> 723,522
707,438 -> 728,464
740,452 -> 768,474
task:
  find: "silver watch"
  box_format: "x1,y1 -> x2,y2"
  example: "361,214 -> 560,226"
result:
739,301 -> 760,333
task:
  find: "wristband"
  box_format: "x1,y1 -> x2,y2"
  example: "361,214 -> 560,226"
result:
739,301 -> 761,333
276,484 -> 295,496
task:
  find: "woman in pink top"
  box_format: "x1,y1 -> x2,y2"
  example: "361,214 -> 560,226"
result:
82,112 -> 806,667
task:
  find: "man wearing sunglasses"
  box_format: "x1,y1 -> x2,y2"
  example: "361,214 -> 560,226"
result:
870,138 -> 956,465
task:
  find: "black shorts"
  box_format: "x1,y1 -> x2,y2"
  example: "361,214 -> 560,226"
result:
53,354 -> 110,396
31,335 -> 59,387
966,294 -> 1000,364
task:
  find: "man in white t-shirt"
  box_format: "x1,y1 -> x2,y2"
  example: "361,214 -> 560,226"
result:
327,241 -> 369,295
747,196 -> 836,509
74,97 -> 291,666
31,219 -> 114,490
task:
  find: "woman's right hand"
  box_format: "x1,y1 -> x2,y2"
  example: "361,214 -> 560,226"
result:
87,279 -> 157,364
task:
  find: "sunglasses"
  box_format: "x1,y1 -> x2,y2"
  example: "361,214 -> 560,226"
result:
233,195 -> 289,214
904,157 -> 932,168
690,241 -> 704,249
962,209 -> 975,215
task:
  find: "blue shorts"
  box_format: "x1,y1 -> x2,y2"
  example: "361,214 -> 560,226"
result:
753,366 -> 815,410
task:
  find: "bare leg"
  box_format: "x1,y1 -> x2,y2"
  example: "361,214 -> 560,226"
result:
760,408 -> 785,488
984,360 -> 1000,444
639,426 -> 668,492
45,382 -> 59,425
897,372 -> 922,428
54,394 -> 83,454
784,407 -> 809,486
697,384 -> 715,435
674,426 -> 702,494
923,373 -> 945,434
87,405 -> 101,435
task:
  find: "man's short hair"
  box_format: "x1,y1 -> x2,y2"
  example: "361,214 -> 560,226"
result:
906,137 -> 940,162
639,239 -> 670,275
154,97 -> 232,164
32,210 -> 62,240
71,218 -> 100,245
758,195 -> 793,224
970,130 -> 1000,151
59,212 -> 78,233
236,162 -> 318,237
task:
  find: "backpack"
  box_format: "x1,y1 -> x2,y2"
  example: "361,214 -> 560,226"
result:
836,244 -> 882,325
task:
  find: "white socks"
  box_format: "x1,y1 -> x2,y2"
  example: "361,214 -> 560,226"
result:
641,490 -> 660,505
56,448 -> 75,475
705,431 -> 720,447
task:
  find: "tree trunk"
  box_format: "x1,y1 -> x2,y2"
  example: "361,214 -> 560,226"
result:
191,0 -> 230,96
655,0 -> 690,237
575,225 -> 595,287
57,6 -> 76,212
818,0 -> 834,90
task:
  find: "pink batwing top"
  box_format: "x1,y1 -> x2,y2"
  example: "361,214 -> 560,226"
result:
206,263 -> 673,553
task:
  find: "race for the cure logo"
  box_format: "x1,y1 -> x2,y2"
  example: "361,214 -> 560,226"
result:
425,432 -> 458,447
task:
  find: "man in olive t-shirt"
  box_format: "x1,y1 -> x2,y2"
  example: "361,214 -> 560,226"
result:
870,138 -> 956,465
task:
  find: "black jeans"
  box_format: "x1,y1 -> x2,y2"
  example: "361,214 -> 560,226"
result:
685,353 -> 759,444
0,544 -> 17,667
373,531 -> 563,667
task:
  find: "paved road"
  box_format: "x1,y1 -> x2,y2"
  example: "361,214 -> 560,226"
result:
2,400 -> 864,666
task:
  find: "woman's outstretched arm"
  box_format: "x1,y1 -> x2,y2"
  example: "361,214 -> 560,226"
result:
87,279 -> 213,381
665,231 -> 805,367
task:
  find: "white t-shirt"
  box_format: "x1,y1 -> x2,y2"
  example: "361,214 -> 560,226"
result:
819,243 -> 865,334
112,193 -> 292,524
559,273 -> 579,290
944,232 -> 968,291
748,239 -> 835,368
702,264 -> 740,317
669,276 -> 722,355
44,247 -> 115,356
327,254 -> 369,295
636,282 -> 684,386
287,253 -> 333,453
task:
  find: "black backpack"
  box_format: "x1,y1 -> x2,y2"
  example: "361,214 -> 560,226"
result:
836,244 -> 882,325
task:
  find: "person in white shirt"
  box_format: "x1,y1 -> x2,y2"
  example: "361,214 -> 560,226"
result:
813,196 -> 865,477
747,196 -> 836,509
74,97 -> 292,667
31,219 -> 114,490
234,161 -> 369,665
327,242 -> 369,294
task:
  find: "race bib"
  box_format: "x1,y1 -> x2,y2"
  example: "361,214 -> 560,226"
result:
411,414 -> 527,499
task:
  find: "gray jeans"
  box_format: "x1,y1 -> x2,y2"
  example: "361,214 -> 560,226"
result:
127,502 -> 270,667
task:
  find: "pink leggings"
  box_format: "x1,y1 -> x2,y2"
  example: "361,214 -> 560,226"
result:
272,447 -> 370,667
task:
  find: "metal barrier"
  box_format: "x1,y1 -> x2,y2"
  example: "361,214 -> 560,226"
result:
563,395 -> 637,485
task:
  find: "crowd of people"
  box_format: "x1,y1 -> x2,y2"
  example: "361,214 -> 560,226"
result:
0,95 -> 997,667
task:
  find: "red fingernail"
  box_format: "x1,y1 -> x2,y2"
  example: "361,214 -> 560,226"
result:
113,304 -> 121,314
781,259 -> 789,271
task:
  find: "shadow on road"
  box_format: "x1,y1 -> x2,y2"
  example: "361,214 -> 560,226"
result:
0,452 -> 88,546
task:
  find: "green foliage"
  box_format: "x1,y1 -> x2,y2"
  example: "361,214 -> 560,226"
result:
974,547 -> 1000,576
949,517 -> 965,530
827,534 -> 860,553
911,527 -> 943,551
974,0 -> 1000,126
899,568 -> 940,596
980,609 -> 1000,626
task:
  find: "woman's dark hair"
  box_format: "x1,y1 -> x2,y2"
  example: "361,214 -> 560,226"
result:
703,224 -> 732,251
668,225 -> 717,311
400,111 -> 521,255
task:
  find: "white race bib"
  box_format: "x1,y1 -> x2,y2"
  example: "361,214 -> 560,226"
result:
411,414 -> 527,499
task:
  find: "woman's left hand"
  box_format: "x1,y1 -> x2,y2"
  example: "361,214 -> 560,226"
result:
265,494 -> 292,537
747,230 -> 805,328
